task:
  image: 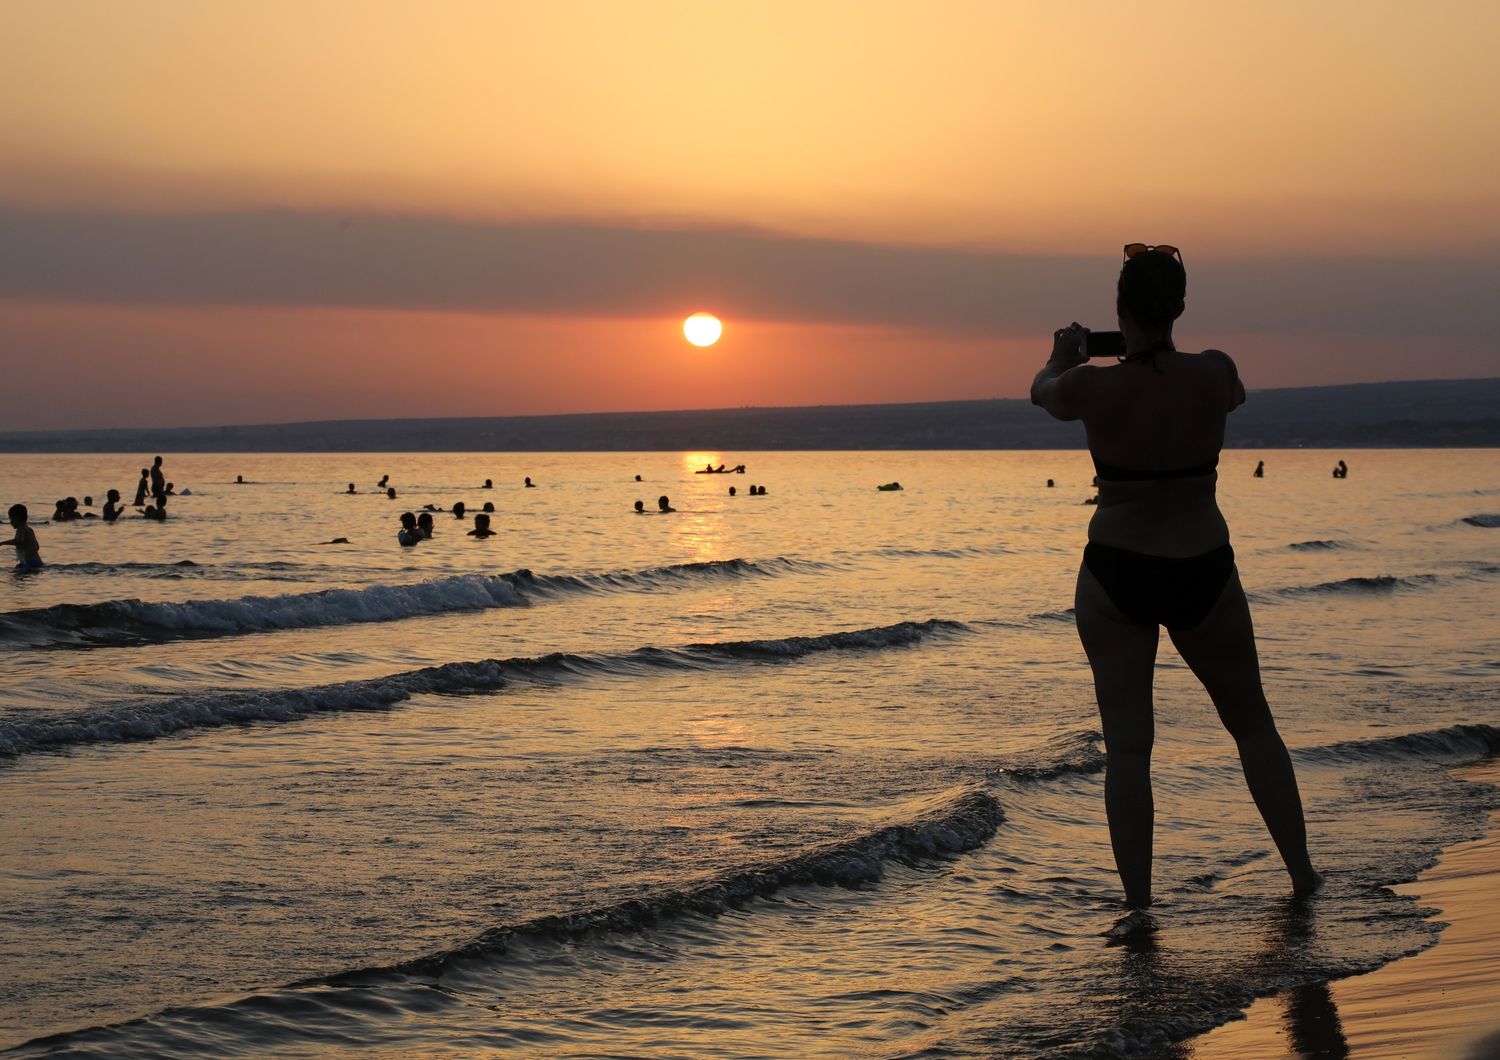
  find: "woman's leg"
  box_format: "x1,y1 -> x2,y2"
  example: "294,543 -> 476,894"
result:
1075,562 -> 1161,907
1167,569 -> 1321,893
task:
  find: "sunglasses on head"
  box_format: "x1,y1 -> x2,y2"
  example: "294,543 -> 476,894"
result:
1124,243 -> 1182,264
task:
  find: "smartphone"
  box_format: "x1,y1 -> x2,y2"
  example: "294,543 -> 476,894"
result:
1083,329 -> 1124,360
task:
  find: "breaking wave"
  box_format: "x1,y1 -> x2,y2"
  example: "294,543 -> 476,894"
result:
10,783 -> 1005,1055
0,557 -> 823,649
0,619 -> 969,759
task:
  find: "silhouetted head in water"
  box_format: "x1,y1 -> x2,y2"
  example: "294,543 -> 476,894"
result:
658,495 -> 673,512
53,499 -> 68,520
347,483 -> 356,493
387,487 -> 396,499
417,512 -> 434,537
452,501 -> 466,519
483,479 -> 493,489
482,501 -> 495,512
378,475 -> 389,487
106,489 -> 120,503
634,474 -> 642,482
634,500 -> 645,513
400,511 -> 417,530
469,513 -> 493,536
165,482 -> 174,494
729,486 -> 737,496
524,477 -> 534,487
1047,479 -> 1055,487
236,475 -> 244,483
83,496 -> 93,506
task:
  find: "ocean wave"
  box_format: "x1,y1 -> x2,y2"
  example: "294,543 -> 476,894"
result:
1296,722 -> 1500,766
360,783 -> 1002,980
1286,538 -> 1351,551
993,729 -> 1105,780
0,619 -> 969,759
1461,513 -> 1500,528
12,784 -> 1003,1056
1276,573 -> 1440,597
0,557 -> 821,649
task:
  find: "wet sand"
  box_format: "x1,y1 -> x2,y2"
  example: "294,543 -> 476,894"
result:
1189,758 -> 1500,1059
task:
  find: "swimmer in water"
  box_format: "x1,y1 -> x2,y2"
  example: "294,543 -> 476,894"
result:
483,479 -> 493,489
482,501 -> 495,513
658,495 -> 675,513
417,512 -> 435,539
397,511 -> 421,546
102,489 -> 125,523
467,513 -> 496,538
635,474 -> 642,482
524,477 -> 536,488
452,502 -> 466,519
235,475 -> 244,484
346,483 -> 357,494
633,500 -> 646,513
378,475 -> 390,489
142,496 -> 168,520
386,487 -> 397,500
729,486 -> 737,496
5,504 -> 43,571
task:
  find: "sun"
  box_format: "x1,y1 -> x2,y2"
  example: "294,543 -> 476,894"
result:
683,312 -> 723,347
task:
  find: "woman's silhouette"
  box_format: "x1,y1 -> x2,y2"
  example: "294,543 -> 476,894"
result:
1032,244 -> 1319,909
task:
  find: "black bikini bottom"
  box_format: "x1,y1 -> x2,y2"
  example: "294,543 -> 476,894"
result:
1082,542 -> 1236,631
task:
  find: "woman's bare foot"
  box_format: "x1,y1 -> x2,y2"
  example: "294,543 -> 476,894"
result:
1291,869 -> 1324,897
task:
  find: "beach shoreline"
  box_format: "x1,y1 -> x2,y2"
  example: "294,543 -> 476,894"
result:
1187,757 -> 1500,1058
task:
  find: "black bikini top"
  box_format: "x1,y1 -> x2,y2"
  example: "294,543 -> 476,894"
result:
1092,455 -> 1219,482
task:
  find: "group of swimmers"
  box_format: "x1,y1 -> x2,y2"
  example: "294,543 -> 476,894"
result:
396,509 -> 497,545
8,457 -> 184,569
352,474 -> 539,501
727,485 -> 768,496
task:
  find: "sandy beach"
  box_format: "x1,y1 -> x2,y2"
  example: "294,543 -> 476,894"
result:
1189,758 -> 1500,1059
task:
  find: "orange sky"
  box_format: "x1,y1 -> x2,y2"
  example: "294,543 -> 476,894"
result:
1,1 -> 1496,429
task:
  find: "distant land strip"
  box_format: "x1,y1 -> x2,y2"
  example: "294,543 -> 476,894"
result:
3,378 -> 1498,453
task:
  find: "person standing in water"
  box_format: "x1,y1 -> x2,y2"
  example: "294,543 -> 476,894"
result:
5,504 -> 43,571
1032,244 -> 1319,914
133,468 -> 150,507
149,456 -> 166,501
1253,460 -> 1264,478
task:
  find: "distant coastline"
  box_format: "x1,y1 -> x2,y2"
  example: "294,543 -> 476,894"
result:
3,377 -> 1498,453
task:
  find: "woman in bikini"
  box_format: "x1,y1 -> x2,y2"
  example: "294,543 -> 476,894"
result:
1032,244 -> 1320,910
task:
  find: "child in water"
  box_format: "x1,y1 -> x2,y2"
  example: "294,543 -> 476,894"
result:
5,504 -> 43,571
467,513 -> 496,538
417,512 -> 435,539
397,512 -> 421,546
102,489 -> 125,522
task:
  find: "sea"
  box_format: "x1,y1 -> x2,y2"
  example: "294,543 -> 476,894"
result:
1,449 -> 1496,1057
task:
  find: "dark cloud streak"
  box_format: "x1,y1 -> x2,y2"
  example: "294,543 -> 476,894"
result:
0,207 -> 1494,339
